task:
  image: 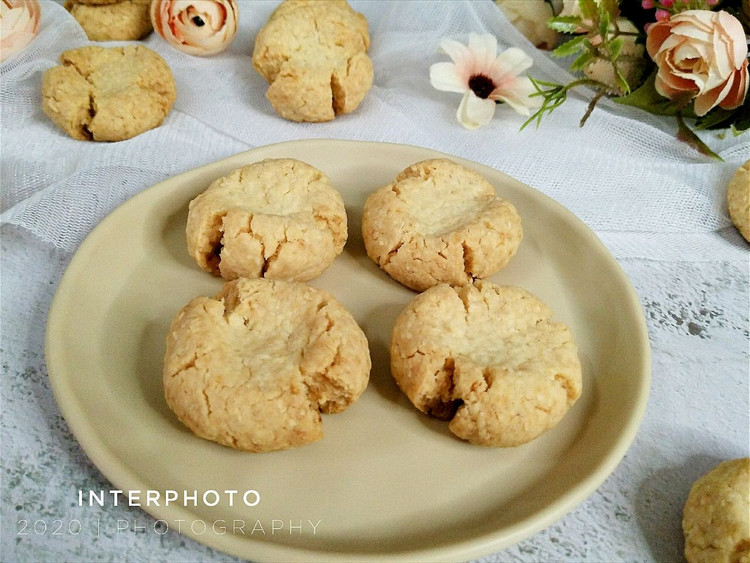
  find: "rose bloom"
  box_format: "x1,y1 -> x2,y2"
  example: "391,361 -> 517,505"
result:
1,0 -> 41,63
151,0 -> 238,56
646,10 -> 749,116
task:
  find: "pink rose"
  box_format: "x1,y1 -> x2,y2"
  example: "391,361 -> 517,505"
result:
151,0 -> 238,56
646,10 -> 749,116
1,0 -> 41,63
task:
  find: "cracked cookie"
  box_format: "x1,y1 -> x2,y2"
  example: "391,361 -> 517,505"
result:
727,160 -> 750,243
41,45 -> 176,141
251,0 -> 373,122
362,159 -> 523,292
186,158 -> 348,282
163,277 -> 371,452
390,281 -> 582,447
64,0 -> 153,42
683,457 -> 750,563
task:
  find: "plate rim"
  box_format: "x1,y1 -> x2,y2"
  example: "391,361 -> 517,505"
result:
45,138 -> 652,562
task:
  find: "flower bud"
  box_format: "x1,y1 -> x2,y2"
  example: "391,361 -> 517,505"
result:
1,0 -> 41,63
151,0 -> 238,56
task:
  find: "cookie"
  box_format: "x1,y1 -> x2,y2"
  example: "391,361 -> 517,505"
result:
252,0 -> 373,122
41,45 -> 176,141
362,159 -> 523,292
186,158 -> 347,282
683,458 -> 750,563
727,160 -> 750,243
163,278 -> 371,452
64,0 -> 153,41
390,281 -> 582,447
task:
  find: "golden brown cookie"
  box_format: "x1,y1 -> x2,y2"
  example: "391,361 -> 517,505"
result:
362,159 -> 523,291
727,160 -> 750,243
163,278 -> 371,452
186,158 -> 348,282
683,458 -> 750,563
64,0 -> 152,42
390,281 -> 582,447
41,45 -> 176,141
252,0 -> 373,122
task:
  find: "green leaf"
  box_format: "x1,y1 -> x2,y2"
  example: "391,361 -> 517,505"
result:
614,64 -> 631,95
676,113 -> 723,161
598,9 -> 611,41
552,35 -> 587,57
613,71 -> 692,116
548,15 -> 584,33
607,36 -> 624,61
695,103 -> 750,132
570,51 -> 596,72
578,0 -> 598,20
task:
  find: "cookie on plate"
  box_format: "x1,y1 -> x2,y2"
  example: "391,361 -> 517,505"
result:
163,278 -> 371,452
682,457 -> 750,563
390,281 -> 582,447
64,0 -> 153,42
186,158 -> 347,282
41,45 -> 176,141
727,160 -> 750,243
252,0 -> 373,122
362,159 -> 523,292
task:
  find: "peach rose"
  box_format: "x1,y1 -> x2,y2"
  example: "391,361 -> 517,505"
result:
151,0 -> 238,56
1,0 -> 41,63
646,10 -> 749,116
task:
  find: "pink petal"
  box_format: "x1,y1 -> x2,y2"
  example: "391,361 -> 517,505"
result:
492,76 -> 541,116
430,61 -> 468,94
439,37 -> 472,68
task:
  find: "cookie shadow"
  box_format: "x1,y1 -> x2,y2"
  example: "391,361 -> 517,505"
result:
634,429 -> 740,561
360,303 -> 403,406
160,199 -> 198,272
360,301 -> 458,441
136,319 -> 189,433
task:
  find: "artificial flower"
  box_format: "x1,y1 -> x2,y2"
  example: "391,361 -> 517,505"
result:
646,10 -> 749,115
429,33 -> 541,130
495,0 -> 562,50
0,0 -> 41,63
151,0 -> 238,56
582,19 -> 645,91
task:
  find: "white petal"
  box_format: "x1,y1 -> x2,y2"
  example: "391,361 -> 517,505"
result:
467,33 -> 498,70
439,37 -> 471,66
494,77 -> 541,115
429,62 -> 468,93
492,47 -> 534,79
456,90 -> 496,130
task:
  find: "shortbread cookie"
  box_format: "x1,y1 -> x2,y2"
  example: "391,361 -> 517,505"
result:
252,0 -> 373,122
683,458 -> 750,563
362,159 -> 523,291
727,160 -> 750,243
41,45 -> 176,141
186,159 -> 347,282
163,278 -> 371,452
390,281 -> 582,447
64,0 -> 153,41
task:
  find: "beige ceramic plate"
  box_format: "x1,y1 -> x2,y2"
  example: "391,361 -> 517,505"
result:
46,140 -> 650,562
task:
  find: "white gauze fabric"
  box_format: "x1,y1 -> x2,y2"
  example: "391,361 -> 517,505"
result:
1,0 -> 748,262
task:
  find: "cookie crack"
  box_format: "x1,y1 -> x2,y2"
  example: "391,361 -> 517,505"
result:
381,241 -> 403,267
425,357 -> 460,420
61,58 -> 97,140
